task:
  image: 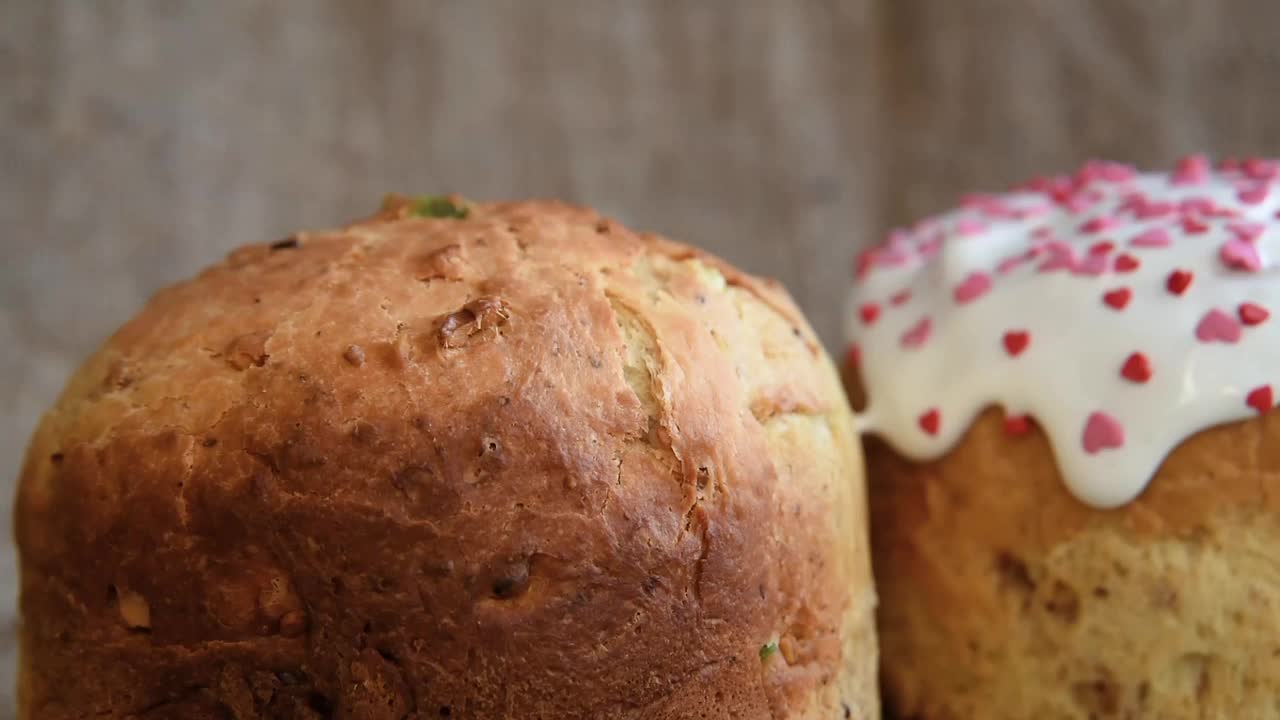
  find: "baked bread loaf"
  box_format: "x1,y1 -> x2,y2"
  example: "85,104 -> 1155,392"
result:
847,157 -> 1280,719
16,197 -> 878,719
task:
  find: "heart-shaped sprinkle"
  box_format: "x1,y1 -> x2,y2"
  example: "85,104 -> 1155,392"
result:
1120,352 -> 1152,383
860,303 -> 881,325
1244,157 -> 1280,180
890,289 -> 912,306
1129,228 -> 1171,248
1082,411 -> 1125,454
845,344 -> 861,368
1239,302 -> 1270,326
1002,330 -> 1030,357
1220,239 -> 1263,272
1229,222 -> 1264,243
1102,288 -> 1132,310
1003,415 -> 1031,436
1088,240 -> 1115,255
1238,185 -> 1270,205
919,408 -> 940,436
1136,201 -> 1175,219
953,271 -> 992,304
1173,154 -> 1210,184
1073,253 -> 1108,276
1195,308 -> 1242,344
1037,251 -> 1076,273
901,316 -> 933,349
1114,254 -> 1140,273
1166,269 -> 1193,295
1181,216 -> 1210,234
1247,385 -> 1274,415
1080,216 -> 1117,234
1181,197 -> 1216,215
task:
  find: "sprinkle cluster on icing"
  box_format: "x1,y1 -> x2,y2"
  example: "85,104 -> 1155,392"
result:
847,156 -> 1280,508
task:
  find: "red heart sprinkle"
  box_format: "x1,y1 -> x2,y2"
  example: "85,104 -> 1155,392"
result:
1247,385 -> 1274,415
1102,288 -> 1132,310
1082,411 -> 1125,454
1003,415 -> 1031,436
859,303 -> 881,325
1181,216 -> 1210,234
1173,154 -> 1210,184
1002,330 -> 1030,357
1114,254 -> 1140,273
919,408 -> 941,436
1120,352 -> 1152,383
1239,302 -> 1270,326
845,344 -> 861,368
1080,216 -> 1117,234
1088,240 -> 1115,255
1166,269 -> 1193,295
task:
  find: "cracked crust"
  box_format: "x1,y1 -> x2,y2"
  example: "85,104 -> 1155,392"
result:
15,200 -> 877,719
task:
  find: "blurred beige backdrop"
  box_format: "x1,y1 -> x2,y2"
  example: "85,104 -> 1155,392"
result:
3,1 -> 1280,713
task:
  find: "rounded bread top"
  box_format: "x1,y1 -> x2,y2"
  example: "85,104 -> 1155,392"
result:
17,196 -> 864,717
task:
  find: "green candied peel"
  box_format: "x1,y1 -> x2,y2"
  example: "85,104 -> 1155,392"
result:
759,641 -> 779,661
410,195 -> 469,219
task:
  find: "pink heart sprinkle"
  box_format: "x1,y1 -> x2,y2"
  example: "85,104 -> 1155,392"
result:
1220,239 -> 1263,272
1229,222 -> 1264,243
1082,412 -> 1125,454
1129,228 -> 1171,248
1072,253 -> 1108,276
900,316 -> 933,349
1036,242 -> 1076,273
1244,157 -> 1280,180
1136,201 -> 1176,219
1238,185 -> 1270,205
1181,197 -> 1217,215
1196,308 -> 1243,344
1173,154 -> 1210,184
953,271 -> 992,304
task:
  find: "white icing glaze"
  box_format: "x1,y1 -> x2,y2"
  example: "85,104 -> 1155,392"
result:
847,157 -> 1280,508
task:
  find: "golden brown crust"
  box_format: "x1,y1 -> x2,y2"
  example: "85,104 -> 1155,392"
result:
16,201 -> 877,719
863,379 -> 1280,719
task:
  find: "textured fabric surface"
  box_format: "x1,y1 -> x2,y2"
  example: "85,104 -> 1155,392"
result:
4,2 -> 1280,715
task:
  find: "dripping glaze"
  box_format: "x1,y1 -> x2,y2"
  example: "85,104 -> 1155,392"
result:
847,156 -> 1280,508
